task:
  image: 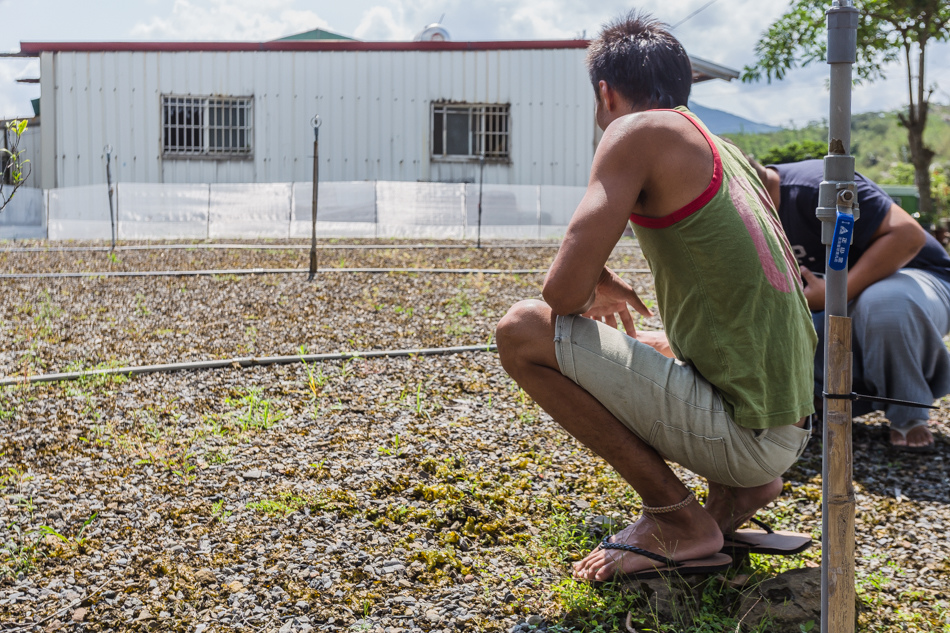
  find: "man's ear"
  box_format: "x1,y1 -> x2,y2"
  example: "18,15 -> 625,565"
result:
598,80 -> 617,113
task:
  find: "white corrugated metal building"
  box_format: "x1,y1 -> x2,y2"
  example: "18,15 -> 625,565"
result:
20,38 -> 738,190
2,37 -> 737,241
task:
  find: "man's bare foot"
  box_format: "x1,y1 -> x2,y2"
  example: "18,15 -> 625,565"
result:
704,477 -> 783,535
890,421 -> 934,450
572,499 -> 723,581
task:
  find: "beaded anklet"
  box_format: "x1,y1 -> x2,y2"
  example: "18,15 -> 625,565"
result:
642,492 -> 695,514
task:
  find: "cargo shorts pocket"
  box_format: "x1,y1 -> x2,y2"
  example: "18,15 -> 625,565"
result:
648,419 -> 739,488
757,424 -> 812,472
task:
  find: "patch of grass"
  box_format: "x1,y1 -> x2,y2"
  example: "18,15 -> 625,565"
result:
247,490 -> 359,519
0,522 -> 42,579
226,386 -> 286,432
136,446 -> 197,482
377,434 -> 404,457
39,512 -> 98,551
206,448 -> 232,465
247,493 -> 308,517
210,500 -> 232,524
134,292 -> 149,316
0,392 -> 12,421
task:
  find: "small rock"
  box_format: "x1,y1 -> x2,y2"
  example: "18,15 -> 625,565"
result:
738,567 -> 821,633
195,568 -> 217,585
242,469 -> 269,479
136,609 -> 155,622
227,581 -> 244,593
44,534 -> 66,550
526,615 -> 543,626
71,608 -> 88,623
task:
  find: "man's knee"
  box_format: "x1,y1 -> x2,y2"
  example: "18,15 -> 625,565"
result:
496,300 -> 553,364
853,286 -> 921,333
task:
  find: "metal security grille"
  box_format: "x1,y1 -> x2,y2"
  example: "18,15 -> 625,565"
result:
162,96 -> 253,158
432,103 -> 510,160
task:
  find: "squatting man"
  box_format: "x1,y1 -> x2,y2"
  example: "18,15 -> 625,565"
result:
496,12 -> 816,580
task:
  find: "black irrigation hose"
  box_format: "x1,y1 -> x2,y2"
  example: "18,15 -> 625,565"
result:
0,344 -> 500,387
0,242 -> 579,253
0,267 -> 653,279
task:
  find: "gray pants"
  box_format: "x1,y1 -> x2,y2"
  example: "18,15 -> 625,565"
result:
813,268 -> 950,428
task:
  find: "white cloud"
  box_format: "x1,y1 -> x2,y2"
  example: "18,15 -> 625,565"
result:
0,59 -> 40,121
354,6 -> 413,41
130,0 -> 331,41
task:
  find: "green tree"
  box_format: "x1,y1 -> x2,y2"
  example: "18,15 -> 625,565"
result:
758,139 -> 829,164
743,0 -> 950,217
1,119 -> 31,213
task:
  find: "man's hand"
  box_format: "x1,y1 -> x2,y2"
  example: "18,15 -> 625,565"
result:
581,268 -> 654,336
800,266 -> 825,311
635,330 -> 676,358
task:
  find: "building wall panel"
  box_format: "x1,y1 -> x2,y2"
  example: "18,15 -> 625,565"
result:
49,48 -> 595,189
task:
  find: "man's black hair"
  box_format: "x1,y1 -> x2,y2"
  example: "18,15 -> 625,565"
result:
586,11 -> 692,110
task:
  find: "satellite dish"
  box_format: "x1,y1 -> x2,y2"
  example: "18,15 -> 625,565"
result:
413,23 -> 451,42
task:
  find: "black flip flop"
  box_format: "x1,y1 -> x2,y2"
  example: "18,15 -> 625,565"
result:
721,517 -> 812,556
591,537 -> 733,581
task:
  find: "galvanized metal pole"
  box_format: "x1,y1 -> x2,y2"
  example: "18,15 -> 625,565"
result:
104,144 -> 116,251
477,155 -> 485,249
821,2 -> 859,632
308,116 -> 321,282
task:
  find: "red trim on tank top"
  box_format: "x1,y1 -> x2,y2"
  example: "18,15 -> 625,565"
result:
628,109 -> 723,229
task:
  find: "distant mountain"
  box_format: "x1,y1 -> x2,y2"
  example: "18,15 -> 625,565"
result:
688,102 -> 781,135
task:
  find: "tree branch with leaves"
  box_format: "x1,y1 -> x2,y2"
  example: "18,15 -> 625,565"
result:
743,0 -> 950,217
1,119 -> 32,213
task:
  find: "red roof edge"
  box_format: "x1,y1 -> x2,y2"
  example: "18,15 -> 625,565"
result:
19,40 -> 591,55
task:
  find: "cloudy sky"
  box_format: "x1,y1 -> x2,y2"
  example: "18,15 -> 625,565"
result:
3,0 -> 949,128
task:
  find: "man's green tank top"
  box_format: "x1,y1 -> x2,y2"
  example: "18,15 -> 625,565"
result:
630,107 -> 817,429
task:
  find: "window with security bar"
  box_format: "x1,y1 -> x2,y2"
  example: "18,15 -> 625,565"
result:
432,103 -> 510,161
162,96 -> 253,158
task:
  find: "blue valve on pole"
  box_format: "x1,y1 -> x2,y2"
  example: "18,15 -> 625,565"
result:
828,211 -> 854,271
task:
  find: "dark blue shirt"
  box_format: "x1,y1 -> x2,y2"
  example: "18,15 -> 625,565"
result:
772,159 -> 950,285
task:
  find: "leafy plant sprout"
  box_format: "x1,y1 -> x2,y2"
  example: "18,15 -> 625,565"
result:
0,119 -> 32,212
378,434 -> 403,457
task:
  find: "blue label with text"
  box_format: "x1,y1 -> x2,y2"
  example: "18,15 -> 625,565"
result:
828,212 -> 854,271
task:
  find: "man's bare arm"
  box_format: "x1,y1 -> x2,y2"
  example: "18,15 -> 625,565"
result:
541,120 -> 648,317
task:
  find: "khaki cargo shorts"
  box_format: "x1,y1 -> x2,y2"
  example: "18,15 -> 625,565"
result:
554,314 -> 811,488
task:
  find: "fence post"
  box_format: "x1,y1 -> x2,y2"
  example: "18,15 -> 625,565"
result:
308,115 -> 321,281
477,155 -> 485,248
104,144 -> 116,250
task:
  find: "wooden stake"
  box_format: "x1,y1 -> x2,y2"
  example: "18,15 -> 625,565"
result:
823,314 -> 856,632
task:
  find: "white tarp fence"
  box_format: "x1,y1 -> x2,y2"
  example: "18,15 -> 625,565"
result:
0,187 -> 47,239
0,182 -> 585,241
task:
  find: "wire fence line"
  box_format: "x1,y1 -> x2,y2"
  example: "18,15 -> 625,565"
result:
0,267 -> 653,280
0,181 -> 587,242
0,344 -> 501,387
0,242 -> 569,253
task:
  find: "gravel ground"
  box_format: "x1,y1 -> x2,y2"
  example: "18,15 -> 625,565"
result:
1,240 -> 948,632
